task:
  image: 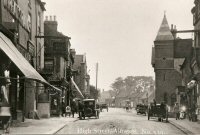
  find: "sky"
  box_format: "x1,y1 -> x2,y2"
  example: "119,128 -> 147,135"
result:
42,0 -> 194,91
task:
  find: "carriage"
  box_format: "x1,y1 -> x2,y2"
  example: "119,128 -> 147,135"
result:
147,103 -> 168,122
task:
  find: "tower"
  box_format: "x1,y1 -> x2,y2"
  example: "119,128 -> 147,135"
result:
152,14 -> 182,106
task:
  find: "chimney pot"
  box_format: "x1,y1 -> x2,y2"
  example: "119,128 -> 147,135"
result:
54,16 -> 56,21
171,24 -> 173,31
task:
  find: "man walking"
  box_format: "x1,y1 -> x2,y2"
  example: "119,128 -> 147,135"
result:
173,103 -> 180,120
78,100 -> 84,119
71,99 -> 77,118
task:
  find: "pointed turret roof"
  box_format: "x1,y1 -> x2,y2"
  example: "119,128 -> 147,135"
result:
155,14 -> 174,41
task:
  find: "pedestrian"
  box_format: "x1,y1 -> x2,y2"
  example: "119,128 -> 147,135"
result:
78,100 -> 84,119
173,103 -> 180,120
65,105 -> 71,117
61,100 -> 65,117
71,99 -> 77,118
153,99 -> 156,106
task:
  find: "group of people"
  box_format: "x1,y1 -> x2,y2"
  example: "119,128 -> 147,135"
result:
61,99 -> 77,118
60,99 -> 84,118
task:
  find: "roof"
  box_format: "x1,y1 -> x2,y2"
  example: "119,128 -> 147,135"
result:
155,14 -> 174,41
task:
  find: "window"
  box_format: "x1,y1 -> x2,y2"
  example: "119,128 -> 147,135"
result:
53,42 -> 64,52
44,60 -> 54,72
28,13 -> 32,39
37,12 -> 41,34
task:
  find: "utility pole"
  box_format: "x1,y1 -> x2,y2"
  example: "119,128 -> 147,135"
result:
96,63 -> 98,91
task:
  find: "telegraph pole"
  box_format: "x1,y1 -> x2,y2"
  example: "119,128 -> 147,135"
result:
96,63 -> 98,91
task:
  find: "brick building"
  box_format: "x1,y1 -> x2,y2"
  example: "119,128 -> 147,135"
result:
73,54 -> 90,98
0,0 -> 61,122
152,15 -> 192,106
42,16 -> 76,116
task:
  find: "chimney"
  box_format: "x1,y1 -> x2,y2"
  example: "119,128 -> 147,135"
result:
50,16 -> 52,21
173,25 -> 177,39
44,15 -> 58,33
70,49 -> 76,58
171,24 -> 173,31
45,16 -> 48,21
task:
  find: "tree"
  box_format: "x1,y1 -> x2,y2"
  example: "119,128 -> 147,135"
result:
110,76 -> 155,97
89,85 -> 100,100
110,77 -> 125,97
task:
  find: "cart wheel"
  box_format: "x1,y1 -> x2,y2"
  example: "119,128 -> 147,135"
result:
96,111 -> 99,119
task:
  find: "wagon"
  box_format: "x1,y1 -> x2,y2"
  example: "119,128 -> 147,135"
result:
147,103 -> 168,122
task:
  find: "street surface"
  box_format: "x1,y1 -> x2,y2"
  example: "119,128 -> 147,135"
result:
55,108 -> 184,134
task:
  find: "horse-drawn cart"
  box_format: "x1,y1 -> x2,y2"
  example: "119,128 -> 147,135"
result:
147,103 -> 168,122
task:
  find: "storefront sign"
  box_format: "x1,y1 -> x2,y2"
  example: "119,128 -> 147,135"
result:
3,0 -> 30,32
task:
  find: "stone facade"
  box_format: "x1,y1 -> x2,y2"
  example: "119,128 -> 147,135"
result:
152,16 -> 192,106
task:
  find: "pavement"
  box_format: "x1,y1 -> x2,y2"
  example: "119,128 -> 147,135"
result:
7,115 -> 78,134
168,118 -> 200,135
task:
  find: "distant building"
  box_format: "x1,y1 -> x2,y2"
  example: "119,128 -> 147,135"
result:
99,90 -> 113,106
73,54 -> 90,98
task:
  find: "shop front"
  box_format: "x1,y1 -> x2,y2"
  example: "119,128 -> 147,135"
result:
0,32 -> 61,121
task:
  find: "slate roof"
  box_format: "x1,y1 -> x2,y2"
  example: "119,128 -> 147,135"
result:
155,14 -> 174,41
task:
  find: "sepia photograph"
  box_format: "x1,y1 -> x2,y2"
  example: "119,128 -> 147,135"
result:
0,0 -> 198,134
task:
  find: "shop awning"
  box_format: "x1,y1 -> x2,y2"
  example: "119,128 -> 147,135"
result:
71,77 -> 84,98
0,32 -> 61,92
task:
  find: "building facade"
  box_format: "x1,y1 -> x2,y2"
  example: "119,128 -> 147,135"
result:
73,54 -> 90,98
0,0 -> 56,122
42,16 -> 73,116
152,15 -> 183,107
